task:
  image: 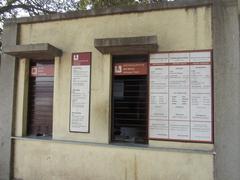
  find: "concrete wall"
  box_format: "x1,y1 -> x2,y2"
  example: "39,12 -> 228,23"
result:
2,1 -> 240,179
0,23 -> 18,180
16,6 -> 212,143
10,6 -> 215,180
10,7 -> 213,180
213,0 -> 240,180
13,139 -> 213,180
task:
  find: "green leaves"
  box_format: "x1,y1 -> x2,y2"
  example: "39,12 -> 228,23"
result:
77,0 -> 171,10
78,0 -> 138,10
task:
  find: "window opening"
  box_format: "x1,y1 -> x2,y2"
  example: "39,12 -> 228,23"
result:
111,55 -> 148,144
27,60 -> 54,137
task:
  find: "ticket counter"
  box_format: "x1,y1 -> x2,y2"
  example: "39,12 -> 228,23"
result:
28,61 -> 54,136
1,1 -> 216,180
112,55 -> 149,144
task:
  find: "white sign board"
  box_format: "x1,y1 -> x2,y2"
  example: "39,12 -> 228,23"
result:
149,51 -> 212,142
70,52 -> 91,133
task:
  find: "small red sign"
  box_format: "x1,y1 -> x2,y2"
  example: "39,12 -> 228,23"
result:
31,65 -> 54,77
114,62 -> 148,76
72,52 -> 91,66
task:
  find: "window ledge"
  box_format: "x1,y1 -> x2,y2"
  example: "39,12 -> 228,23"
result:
11,136 -> 215,155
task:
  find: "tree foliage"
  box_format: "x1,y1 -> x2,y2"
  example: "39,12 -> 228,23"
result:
0,0 -> 170,20
79,0 -> 138,9
0,0 -> 171,23
78,0 -> 169,9
0,0 -> 79,22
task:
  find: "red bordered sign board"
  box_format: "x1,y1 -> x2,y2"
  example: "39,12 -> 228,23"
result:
114,62 -> 148,76
31,65 -> 54,77
149,50 -> 213,143
70,52 -> 91,133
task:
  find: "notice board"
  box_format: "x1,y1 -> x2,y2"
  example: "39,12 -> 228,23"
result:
149,50 -> 213,142
114,62 -> 148,76
70,52 -> 91,133
31,65 -> 54,77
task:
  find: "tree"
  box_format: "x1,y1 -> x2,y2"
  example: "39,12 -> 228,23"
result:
78,0 -> 170,10
0,0 -> 80,47
79,0 -> 138,9
0,0 -> 79,24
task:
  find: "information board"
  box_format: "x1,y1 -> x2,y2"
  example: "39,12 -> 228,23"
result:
149,50 -> 212,142
70,52 -> 91,133
114,62 -> 148,76
31,65 -> 54,77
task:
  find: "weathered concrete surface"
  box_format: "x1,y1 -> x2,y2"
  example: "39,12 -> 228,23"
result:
6,0 -> 212,24
4,43 -> 62,59
13,139 -> 214,180
0,23 -> 18,180
213,0 -> 240,179
12,6 -> 214,179
94,36 -> 158,54
17,5 -> 212,143
0,3 -> 214,180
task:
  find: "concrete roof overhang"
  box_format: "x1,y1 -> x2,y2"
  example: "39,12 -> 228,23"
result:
3,43 -> 62,60
94,36 -> 158,55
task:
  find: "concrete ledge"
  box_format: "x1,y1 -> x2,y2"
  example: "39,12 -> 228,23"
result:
4,43 -> 62,59
95,36 -> 158,55
5,0 -> 212,25
11,136 -> 214,155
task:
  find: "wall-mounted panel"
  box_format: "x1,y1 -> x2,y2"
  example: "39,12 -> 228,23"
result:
149,50 -> 213,143
70,52 -> 91,133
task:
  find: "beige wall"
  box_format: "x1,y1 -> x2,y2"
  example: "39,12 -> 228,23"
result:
13,139 -> 214,180
13,6 -> 214,180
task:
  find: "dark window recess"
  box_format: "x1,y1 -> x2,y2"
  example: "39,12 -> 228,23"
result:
27,60 -> 54,137
112,55 -> 148,144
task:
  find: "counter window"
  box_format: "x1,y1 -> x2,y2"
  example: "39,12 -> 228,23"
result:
111,55 -> 149,144
27,60 -> 54,137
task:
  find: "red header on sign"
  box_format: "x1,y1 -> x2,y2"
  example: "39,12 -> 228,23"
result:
31,65 -> 54,77
114,62 -> 148,76
72,52 -> 91,66
150,62 -> 211,66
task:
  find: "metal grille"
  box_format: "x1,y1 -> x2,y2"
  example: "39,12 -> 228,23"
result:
112,55 -> 148,144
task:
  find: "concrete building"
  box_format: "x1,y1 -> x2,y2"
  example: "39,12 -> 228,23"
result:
0,0 -> 239,180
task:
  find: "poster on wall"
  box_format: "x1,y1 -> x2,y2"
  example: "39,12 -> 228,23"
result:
149,50 -> 213,142
70,52 -> 91,133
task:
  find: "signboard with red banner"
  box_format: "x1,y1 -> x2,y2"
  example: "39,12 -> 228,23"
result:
31,65 -> 54,77
70,52 -> 91,133
114,62 -> 148,76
